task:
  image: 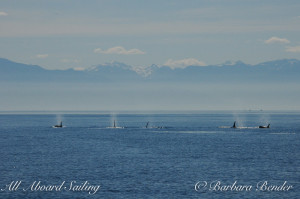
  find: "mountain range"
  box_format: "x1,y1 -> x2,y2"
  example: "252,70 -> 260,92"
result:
1,57 -> 300,111
1,58 -> 300,83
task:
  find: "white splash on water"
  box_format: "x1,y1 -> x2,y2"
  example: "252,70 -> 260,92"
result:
232,112 -> 245,128
259,114 -> 271,126
110,113 -> 118,127
56,114 -> 63,124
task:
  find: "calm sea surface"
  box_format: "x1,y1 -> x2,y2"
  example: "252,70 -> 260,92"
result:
0,111 -> 299,198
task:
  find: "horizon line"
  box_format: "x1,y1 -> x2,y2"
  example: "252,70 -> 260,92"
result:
1,109 -> 300,115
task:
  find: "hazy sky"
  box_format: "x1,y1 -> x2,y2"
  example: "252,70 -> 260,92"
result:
1,0 -> 300,70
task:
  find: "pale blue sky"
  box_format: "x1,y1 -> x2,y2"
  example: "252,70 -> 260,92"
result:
1,0 -> 300,69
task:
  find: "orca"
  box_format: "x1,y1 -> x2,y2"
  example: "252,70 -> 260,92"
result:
259,124 -> 270,128
54,121 -> 63,128
107,120 -> 124,129
232,121 -> 237,128
145,122 -> 149,128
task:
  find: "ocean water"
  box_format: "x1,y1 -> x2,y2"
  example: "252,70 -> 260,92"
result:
0,111 -> 299,199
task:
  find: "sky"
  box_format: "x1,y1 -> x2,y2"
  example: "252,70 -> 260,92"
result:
1,0 -> 300,70
1,0 -> 300,111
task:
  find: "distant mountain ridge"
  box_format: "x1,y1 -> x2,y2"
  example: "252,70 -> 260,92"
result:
0,58 -> 300,83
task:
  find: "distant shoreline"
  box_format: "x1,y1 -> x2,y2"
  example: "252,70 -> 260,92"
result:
1,110 -> 300,115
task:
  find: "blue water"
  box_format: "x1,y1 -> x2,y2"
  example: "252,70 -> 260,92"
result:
0,111 -> 299,198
